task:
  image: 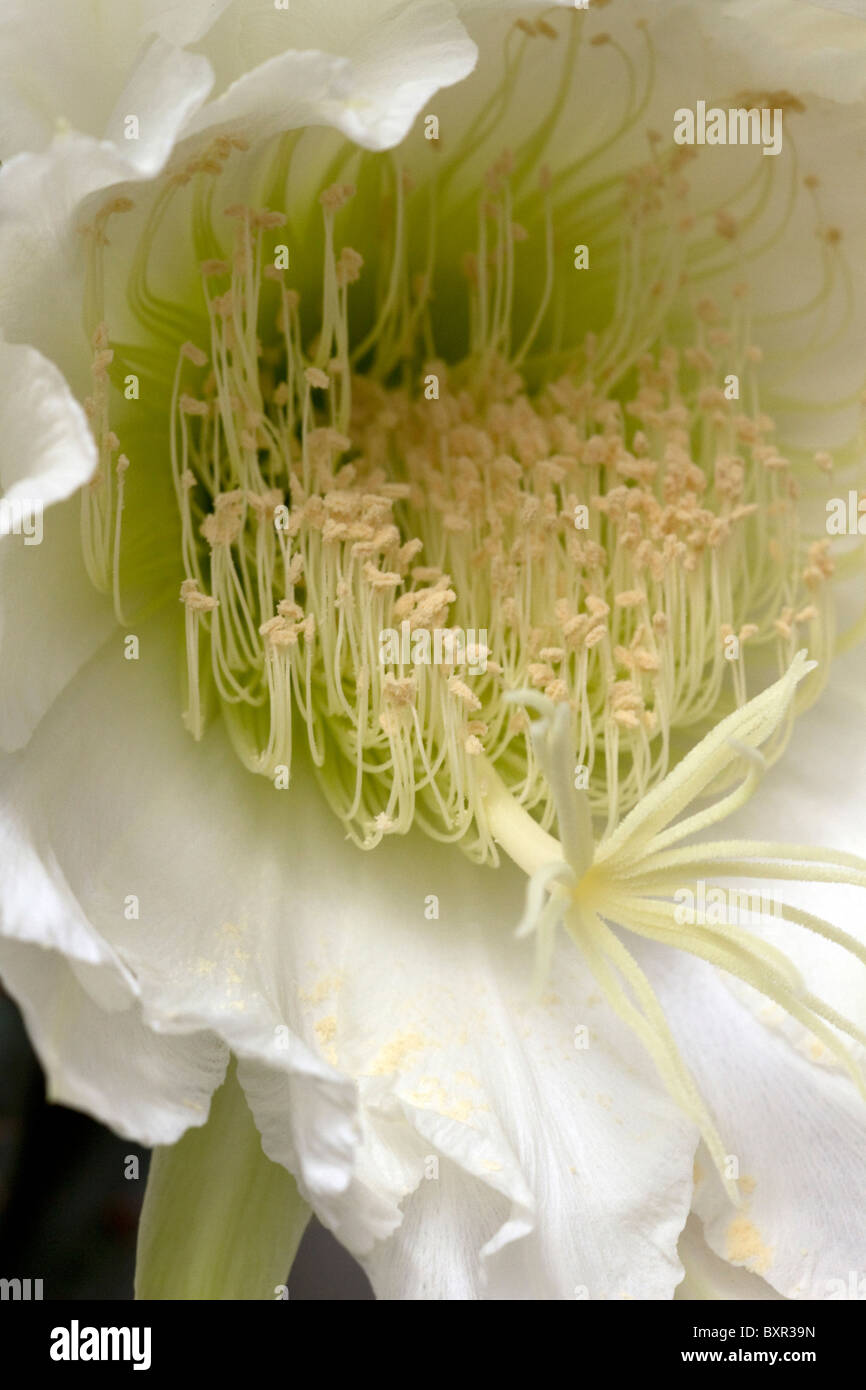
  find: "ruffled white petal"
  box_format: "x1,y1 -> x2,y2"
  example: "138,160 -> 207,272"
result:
634,940 -> 866,1300
676,1214 -> 784,1301
0,1 -> 230,159
99,39 -> 216,177
0,795 -> 228,1143
0,140 -> 209,392
0,341 -> 114,750
187,0 -> 477,151
349,916 -> 697,1298
0,339 -> 95,508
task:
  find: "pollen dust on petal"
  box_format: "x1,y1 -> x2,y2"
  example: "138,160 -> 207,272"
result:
454,1069 -> 481,1087
725,1215 -> 773,1274
407,1076 -> 488,1124
300,973 -> 344,1006
314,1014 -> 339,1065
367,1029 -> 429,1076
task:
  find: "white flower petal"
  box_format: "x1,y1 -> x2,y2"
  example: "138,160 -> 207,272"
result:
0,1 -> 229,159
360,1156 -> 515,1300
3,942 -> 229,1147
100,38 -> 216,178
0,339 -> 95,509
144,0 -> 237,49
183,0 -> 477,152
0,142 -> 201,391
347,918 -> 697,1298
0,11 -> 217,371
0,342 -> 113,750
676,1213 -> 785,1301
0,797 -> 228,1144
634,940 -> 866,1300
697,0 -> 866,102
811,0 -> 866,20
0,496 -> 115,752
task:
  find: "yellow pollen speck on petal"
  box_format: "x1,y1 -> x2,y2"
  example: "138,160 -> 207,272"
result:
315,1016 -> 338,1062
408,1078 -> 480,1123
301,974 -> 344,1006
315,1015 -> 337,1044
454,1070 -> 481,1087
368,1030 -> 429,1076
725,1216 -> 773,1274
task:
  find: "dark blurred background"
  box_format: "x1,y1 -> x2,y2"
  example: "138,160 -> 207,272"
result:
0,987 -> 374,1300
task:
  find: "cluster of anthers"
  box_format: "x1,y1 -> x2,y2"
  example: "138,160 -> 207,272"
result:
73,6 -> 866,1199
163,185 -> 832,853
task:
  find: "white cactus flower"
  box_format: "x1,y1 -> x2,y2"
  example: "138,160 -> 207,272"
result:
1,0 -> 865,1301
